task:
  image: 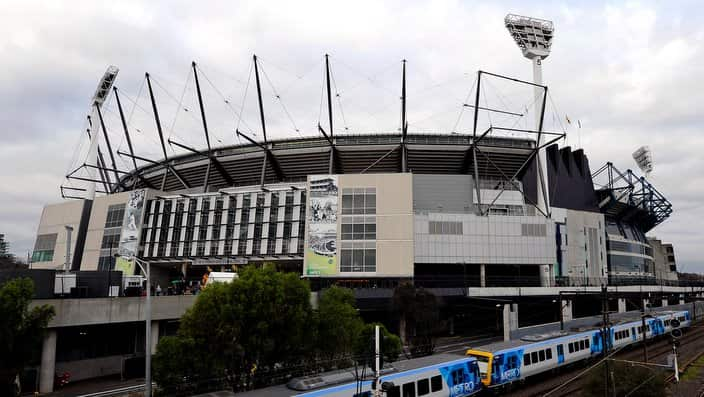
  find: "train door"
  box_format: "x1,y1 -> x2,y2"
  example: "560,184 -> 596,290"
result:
631,327 -> 637,342
556,344 -> 564,364
592,332 -> 603,354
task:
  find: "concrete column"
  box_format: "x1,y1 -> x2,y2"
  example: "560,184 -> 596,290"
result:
480,264 -> 486,288
503,304 -> 511,342
561,300 -> 573,323
662,298 -> 669,308
39,330 -> 57,394
151,321 -> 159,354
643,298 -> 650,310
510,303 -> 519,331
679,295 -> 685,305
618,298 -> 627,313
540,264 -> 551,287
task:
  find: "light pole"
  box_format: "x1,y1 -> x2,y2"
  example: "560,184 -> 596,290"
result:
505,14 -> 554,216
116,254 -> 152,397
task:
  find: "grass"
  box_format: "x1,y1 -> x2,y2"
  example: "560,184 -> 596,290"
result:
680,353 -> 704,381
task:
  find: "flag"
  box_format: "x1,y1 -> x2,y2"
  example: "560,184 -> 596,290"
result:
565,115 -> 572,124
577,120 -> 582,128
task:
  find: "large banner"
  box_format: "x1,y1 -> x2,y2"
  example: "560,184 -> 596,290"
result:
115,189 -> 146,276
305,175 -> 338,276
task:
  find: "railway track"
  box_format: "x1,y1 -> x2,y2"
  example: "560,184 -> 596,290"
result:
500,322 -> 704,397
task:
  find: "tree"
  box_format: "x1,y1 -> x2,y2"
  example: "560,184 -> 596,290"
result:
158,266 -> 316,391
316,286 -> 364,365
583,361 -> 666,397
392,283 -> 441,356
353,323 -> 402,369
0,278 -> 55,396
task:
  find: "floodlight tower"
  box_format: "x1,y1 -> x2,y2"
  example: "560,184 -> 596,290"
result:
505,14 -> 554,215
85,66 -> 119,199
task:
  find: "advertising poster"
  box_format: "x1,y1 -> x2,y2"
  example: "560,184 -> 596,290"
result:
305,175 -> 338,276
115,189 -> 146,275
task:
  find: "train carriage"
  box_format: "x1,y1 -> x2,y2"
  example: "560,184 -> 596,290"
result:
296,356 -> 482,397
466,309 -> 691,389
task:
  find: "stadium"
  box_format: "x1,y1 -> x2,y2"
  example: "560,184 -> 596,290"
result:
18,14 -> 694,393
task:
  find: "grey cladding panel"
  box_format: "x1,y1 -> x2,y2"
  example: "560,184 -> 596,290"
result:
413,174 -> 474,213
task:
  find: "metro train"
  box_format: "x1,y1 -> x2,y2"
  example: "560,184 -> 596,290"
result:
466,310 -> 691,390
295,356 -> 483,397
234,310 -> 691,397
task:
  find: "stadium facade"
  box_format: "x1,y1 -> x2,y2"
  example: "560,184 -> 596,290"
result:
32,132 -> 678,288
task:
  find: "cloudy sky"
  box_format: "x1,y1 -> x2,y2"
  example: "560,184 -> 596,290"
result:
2,1 -> 703,272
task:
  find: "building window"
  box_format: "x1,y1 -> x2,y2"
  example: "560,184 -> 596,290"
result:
521,223 -> 547,237
428,221 -> 463,235
104,204 -> 126,228
341,188 -> 376,215
340,188 -> 376,273
32,233 -> 57,262
340,241 -> 376,272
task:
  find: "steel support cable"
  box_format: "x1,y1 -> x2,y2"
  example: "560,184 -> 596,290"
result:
165,67 -> 193,144
317,56 -> 326,125
258,61 -> 302,137
149,74 -> 201,141
195,63 -> 257,137
236,62 -> 255,140
102,96 -> 165,155
452,76 -> 477,133
256,55 -> 322,97
333,57 -> 399,96
328,61 -> 349,133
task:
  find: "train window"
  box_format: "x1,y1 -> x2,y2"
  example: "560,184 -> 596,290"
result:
586,339 -> 590,348
402,382 -> 416,397
546,348 -> 553,360
539,350 -> 545,362
524,353 -> 531,365
430,375 -> 443,392
509,355 -> 518,368
531,351 -> 538,363
568,343 -> 574,353
354,392 -> 372,397
387,386 -> 401,397
580,340 -> 585,350
417,379 -> 430,396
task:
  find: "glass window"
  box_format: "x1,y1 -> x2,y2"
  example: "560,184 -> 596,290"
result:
417,379 -> 429,396
579,340 -> 585,350
539,350 -> 545,362
387,386 -> 401,397
104,204 -> 126,228
430,375 -> 442,392
402,382 -> 415,397
524,353 -> 530,365
531,351 -> 538,363
546,348 -> 552,360
428,221 -> 463,235
32,233 -> 58,262
568,343 -> 574,353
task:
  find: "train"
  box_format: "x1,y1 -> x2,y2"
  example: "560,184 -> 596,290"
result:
466,309 -> 690,390
234,309 -> 690,397
296,356 -> 482,397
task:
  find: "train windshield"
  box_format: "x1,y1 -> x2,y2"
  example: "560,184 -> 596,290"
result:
466,351 -> 491,378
